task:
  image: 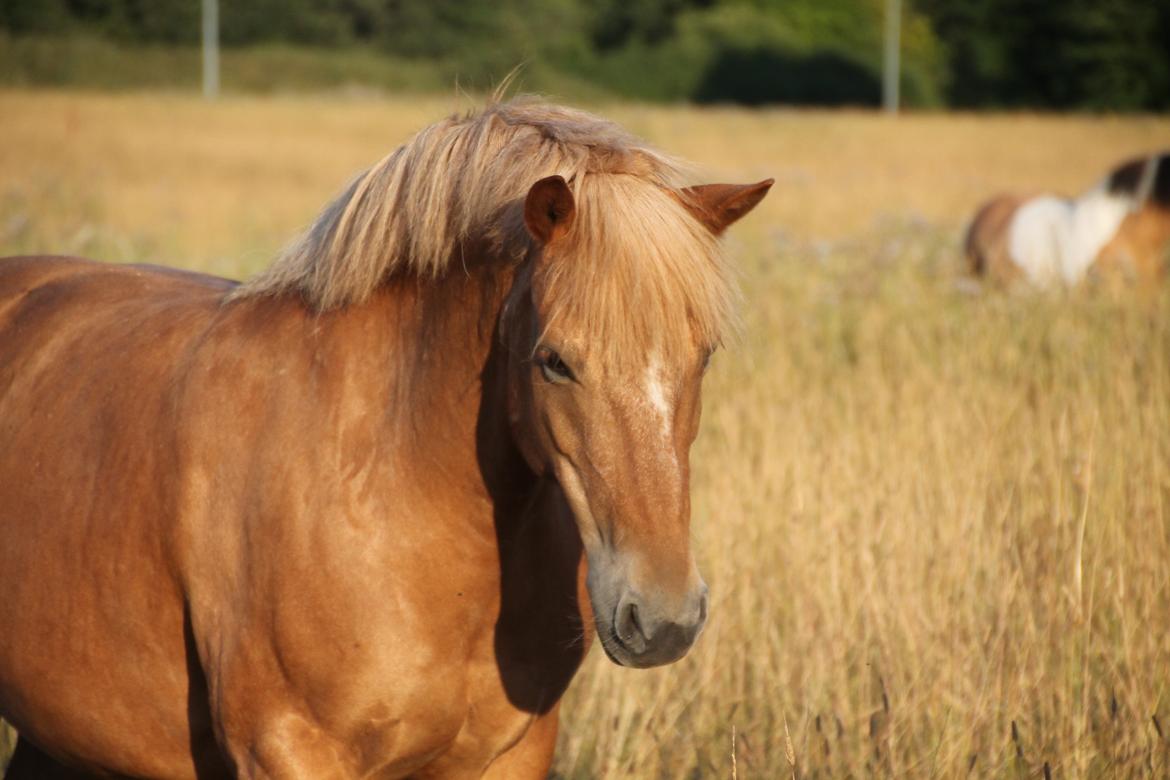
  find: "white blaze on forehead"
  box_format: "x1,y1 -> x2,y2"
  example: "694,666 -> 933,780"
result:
643,354 -> 673,433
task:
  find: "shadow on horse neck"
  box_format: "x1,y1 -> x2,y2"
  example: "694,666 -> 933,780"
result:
476,309 -> 589,716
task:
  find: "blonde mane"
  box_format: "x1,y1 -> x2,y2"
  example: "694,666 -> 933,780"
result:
233,98 -> 737,358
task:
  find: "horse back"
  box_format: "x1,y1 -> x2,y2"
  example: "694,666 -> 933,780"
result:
0,253 -> 234,393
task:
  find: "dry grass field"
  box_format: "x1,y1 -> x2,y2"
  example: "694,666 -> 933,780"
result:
2,89 -> 1169,777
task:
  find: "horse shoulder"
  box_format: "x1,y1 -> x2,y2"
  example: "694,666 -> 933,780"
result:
170,298 -> 524,776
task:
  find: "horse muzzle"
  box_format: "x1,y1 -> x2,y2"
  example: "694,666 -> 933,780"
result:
602,583 -> 709,668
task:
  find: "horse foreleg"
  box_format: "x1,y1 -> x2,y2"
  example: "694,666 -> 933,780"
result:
480,709 -> 559,780
4,736 -> 96,779
219,710 -> 355,780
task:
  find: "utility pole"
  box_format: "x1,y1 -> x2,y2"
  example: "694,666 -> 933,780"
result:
882,0 -> 901,113
202,0 -> 219,99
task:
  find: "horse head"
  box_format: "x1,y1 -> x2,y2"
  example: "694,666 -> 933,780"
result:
501,172 -> 770,667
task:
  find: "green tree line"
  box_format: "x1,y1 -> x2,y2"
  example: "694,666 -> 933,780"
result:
2,0 -> 1168,108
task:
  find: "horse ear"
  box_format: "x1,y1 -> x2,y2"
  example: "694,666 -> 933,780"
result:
524,175 -> 576,245
682,179 -> 774,235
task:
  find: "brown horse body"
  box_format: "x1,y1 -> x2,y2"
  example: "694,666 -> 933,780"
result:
0,257 -> 583,778
0,101 -> 769,778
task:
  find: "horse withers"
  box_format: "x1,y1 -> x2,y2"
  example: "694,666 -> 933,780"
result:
0,100 -> 770,778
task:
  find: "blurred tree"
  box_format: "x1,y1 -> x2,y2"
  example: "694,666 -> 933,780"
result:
220,0 -> 351,46
117,0 -> 199,44
0,0 -> 72,34
1045,0 -> 1170,109
590,0 -> 712,50
0,0 -> 1166,109
917,0 -> 1170,110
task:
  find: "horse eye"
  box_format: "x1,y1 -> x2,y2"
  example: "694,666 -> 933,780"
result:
536,347 -> 574,384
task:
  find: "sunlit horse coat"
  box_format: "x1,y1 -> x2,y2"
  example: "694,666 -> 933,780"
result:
0,100 -> 771,778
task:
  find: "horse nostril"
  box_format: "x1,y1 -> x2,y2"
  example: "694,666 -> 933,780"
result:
617,598 -> 649,653
608,590 -> 708,666
627,603 -> 643,639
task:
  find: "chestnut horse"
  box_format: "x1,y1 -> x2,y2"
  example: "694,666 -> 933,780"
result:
0,100 -> 771,778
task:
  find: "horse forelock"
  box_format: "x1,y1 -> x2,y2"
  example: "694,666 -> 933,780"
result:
230,98 -> 730,338
530,174 -> 736,369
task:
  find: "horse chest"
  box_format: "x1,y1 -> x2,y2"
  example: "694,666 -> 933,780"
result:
415,540 -> 589,774
422,617 -> 574,775
345,601 -> 566,776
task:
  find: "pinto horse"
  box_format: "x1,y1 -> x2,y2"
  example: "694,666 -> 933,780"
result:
0,100 -> 771,778
965,150 -> 1169,288
965,187 -> 1131,288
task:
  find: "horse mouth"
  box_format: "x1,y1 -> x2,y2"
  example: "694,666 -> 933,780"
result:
600,624 -> 634,667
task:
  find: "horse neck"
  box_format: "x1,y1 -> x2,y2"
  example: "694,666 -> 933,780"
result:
229,257 -> 535,535
374,261 -> 537,520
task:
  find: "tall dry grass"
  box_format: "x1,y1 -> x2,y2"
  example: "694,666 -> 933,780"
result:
558,237 -> 1170,777
1,90 -> 1169,777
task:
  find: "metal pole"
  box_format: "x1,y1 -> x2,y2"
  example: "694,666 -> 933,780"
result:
202,0 -> 219,99
882,0 -> 901,113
